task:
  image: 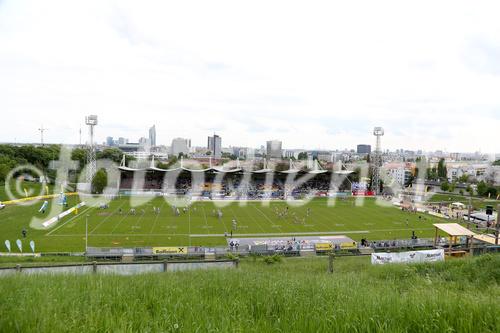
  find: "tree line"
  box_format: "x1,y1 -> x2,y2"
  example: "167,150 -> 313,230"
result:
0,145 -> 133,186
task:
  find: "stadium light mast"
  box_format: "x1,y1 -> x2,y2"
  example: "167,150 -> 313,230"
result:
38,125 -> 47,146
372,127 -> 384,195
85,115 -> 98,187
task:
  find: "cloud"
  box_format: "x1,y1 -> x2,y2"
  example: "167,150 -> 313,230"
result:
463,37 -> 500,76
0,0 -> 498,154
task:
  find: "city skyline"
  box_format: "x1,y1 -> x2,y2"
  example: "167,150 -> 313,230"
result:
2,122 -> 498,156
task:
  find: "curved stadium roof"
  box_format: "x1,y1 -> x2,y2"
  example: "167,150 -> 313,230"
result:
118,156 -> 355,175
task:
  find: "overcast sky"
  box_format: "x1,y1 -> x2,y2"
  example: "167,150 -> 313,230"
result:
0,0 -> 499,153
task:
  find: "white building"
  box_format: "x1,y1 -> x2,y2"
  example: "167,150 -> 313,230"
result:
387,168 -> 412,186
446,163 -> 489,182
283,149 -> 304,159
125,151 -> 169,159
171,138 -> 191,156
384,163 -> 413,186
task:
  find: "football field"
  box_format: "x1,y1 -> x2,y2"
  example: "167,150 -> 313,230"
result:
0,196 -> 446,252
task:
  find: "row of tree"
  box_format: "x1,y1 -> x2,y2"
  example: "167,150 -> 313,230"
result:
0,144 -> 60,182
440,180 -> 497,198
0,145 -> 133,186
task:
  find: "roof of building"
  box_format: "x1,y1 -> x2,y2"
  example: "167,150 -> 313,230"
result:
118,155 -> 356,175
433,223 -> 476,237
473,234 -> 497,245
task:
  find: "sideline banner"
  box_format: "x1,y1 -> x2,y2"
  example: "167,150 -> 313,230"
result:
371,249 -> 444,265
153,247 -> 187,254
41,202 -> 86,228
2,192 -> 79,205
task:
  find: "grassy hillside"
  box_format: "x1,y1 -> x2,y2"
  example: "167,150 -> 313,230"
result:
0,255 -> 498,332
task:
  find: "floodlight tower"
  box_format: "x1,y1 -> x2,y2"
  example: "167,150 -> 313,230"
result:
372,127 -> 384,195
85,115 -> 98,185
38,125 -> 47,145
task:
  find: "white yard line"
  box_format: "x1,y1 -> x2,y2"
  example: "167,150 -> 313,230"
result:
149,201 -> 166,234
218,206 -> 229,233
90,201 -> 127,234
232,205 -> 267,233
201,205 -> 210,232
45,206 -> 94,236
310,207 -> 349,230
119,210 -> 147,234
251,203 -> 283,232
188,204 -> 191,246
108,212 -> 131,235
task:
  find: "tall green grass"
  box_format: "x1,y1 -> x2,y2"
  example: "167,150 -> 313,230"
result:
0,255 -> 499,332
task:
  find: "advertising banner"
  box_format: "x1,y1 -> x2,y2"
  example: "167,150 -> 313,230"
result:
315,243 -> 333,251
152,247 -> 187,254
340,242 -> 357,249
2,192 -> 79,205
371,249 -> 444,265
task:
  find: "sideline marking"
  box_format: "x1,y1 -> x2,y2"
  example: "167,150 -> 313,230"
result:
45,206 -> 93,236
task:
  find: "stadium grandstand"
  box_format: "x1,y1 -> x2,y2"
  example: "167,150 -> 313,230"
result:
117,156 -> 359,199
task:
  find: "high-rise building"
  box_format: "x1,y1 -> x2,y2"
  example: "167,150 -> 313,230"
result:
171,138 -> 190,156
118,137 -> 128,145
208,134 -> 222,158
106,136 -> 114,146
357,144 -> 371,154
149,125 -> 156,147
266,140 -> 282,158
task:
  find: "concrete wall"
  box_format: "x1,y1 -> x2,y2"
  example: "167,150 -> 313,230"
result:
166,261 -> 235,272
0,260 -> 237,276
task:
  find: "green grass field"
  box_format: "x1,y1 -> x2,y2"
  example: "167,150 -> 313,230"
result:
427,192 -> 500,210
0,195 -> 447,252
0,254 -> 499,332
0,180 -> 54,201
